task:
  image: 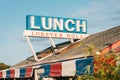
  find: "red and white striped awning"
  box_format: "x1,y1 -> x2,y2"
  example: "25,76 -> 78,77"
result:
0,67 -> 33,79
0,56 -> 94,79
37,56 -> 94,77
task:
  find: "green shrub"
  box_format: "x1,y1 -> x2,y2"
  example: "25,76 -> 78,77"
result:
75,44 -> 120,80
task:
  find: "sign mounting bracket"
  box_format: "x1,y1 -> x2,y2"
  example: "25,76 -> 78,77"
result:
70,38 -> 74,43
49,37 -> 58,53
25,36 -> 39,61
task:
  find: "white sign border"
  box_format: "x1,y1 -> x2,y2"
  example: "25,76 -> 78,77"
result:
23,30 -> 89,39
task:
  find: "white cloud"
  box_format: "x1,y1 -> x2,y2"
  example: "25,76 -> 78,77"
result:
69,0 -> 120,33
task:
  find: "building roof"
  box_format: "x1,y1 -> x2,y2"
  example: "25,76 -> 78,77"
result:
13,26 -> 120,68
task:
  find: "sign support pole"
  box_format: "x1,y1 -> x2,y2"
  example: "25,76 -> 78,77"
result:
70,38 -> 74,43
25,36 -> 39,61
49,37 -> 58,53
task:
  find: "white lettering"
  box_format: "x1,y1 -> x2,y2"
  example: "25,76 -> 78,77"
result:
65,19 -> 75,31
42,17 -> 52,30
53,18 -> 63,31
76,20 -> 86,32
31,16 -> 40,29
28,16 -> 87,33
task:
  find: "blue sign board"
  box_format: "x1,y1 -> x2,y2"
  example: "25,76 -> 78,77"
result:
26,15 -> 87,34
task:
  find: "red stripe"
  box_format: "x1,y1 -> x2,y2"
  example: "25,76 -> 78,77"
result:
25,67 -> 33,78
0,71 -> 3,78
10,69 -> 15,78
50,62 -> 62,77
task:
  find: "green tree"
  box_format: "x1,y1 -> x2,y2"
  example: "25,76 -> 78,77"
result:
0,63 -> 10,70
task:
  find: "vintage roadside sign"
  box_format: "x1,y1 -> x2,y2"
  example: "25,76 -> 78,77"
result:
24,15 -> 88,39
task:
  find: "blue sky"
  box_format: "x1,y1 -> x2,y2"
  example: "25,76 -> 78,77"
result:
0,0 -> 120,65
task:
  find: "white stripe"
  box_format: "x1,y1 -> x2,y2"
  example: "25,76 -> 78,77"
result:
2,70 -> 6,78
35,68 -> 45,80
15,69 -> 19,78
62,60 -> 76,76
35,68 -> 44,74
33,65 -> 40,69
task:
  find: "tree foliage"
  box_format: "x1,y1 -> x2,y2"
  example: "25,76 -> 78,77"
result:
75,44 -> 120,80
0,63 -> 10,70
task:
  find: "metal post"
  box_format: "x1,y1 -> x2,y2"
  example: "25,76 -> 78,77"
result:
49,37 -> 56,48
70,38 -> 74,43
25,36 -> 39,61
49,37 -> 58,53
